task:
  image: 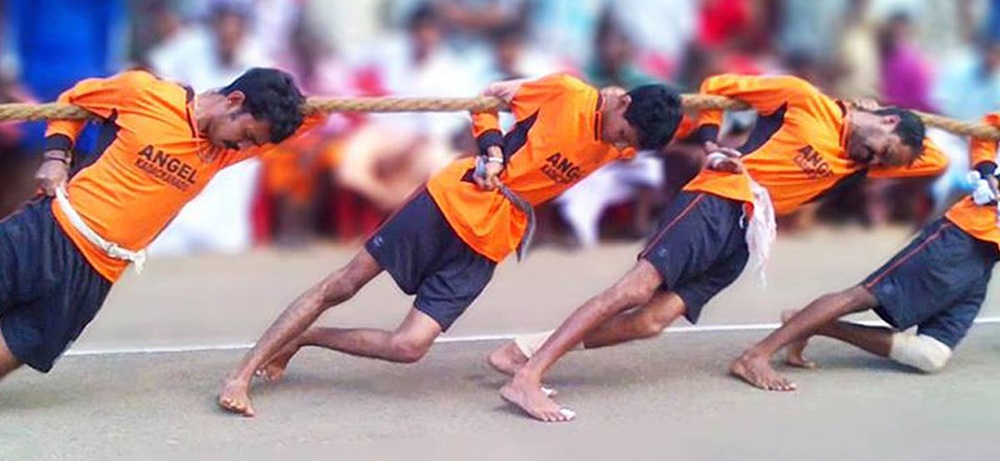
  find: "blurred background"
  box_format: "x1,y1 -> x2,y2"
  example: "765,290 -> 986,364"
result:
1,0 -> 999,256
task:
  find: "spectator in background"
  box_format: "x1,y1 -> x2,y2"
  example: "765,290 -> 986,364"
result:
478,22 -> 559,82
2,0 -> 126,153
0,65 -> 35,218
148,0 -> 273,256
878,13 -> 934,112
436,0 -> 528,54
526,0 -> 608,68
608,0 -> 698,78
832,0 -> 880,100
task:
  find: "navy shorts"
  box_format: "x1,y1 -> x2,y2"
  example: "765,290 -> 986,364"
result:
0,198 -> 112,372
639,191 -> 749,323
365,190 -> 496,331
863,218 -> 997,349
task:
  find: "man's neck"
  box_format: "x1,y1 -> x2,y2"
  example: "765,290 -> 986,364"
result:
193,92 -> 223,136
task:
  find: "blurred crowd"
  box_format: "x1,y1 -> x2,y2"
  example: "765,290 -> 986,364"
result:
2,0 -> 1000,255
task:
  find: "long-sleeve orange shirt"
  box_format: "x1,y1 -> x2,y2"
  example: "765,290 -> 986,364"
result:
427,74 -> 637,262
683,74 -> 948,216
45,70 -> 322,282
946,112 -> 1000,248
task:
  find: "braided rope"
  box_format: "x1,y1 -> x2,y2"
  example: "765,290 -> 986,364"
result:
4,94 -> 999,140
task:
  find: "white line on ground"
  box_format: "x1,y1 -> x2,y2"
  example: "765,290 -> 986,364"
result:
64,316 -> 1000,357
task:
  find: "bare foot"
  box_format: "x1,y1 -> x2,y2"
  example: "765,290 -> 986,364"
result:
781,310 -> 816,369
256,342 -> 300,382
500,377 -> 576,423
218,378 -> 256,417
487,341 -> 528,376
487,342 -> 559,396
730,352 -> 797,392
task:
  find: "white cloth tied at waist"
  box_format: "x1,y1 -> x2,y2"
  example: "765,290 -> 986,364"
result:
55,187 -> 146,274
743,179 -> 776,287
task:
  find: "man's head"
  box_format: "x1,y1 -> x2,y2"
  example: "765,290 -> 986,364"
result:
206,68 -> 306,150
847,107 -> 925,167
600,84 -> 683,151
211,1 -> 251,65
491,23 -> 525,78
407,4 -> 442,60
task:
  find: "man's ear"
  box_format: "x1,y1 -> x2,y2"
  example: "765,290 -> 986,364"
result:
225,90 -> 247,108
882,114 -> 901,127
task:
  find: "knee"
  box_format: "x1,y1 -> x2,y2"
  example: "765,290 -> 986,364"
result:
633,314 -> 668,338
889,333 -> 952,373
608,283 -> 655,311
388,336 -> 431,364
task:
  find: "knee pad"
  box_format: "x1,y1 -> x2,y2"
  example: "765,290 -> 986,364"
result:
889,333 -> 952,373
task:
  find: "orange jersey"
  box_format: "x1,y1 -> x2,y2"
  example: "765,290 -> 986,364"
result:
683,75 -> 948,215
45,70 -> 323,281
427,74 -> 635,262
946,112 -> 1000,248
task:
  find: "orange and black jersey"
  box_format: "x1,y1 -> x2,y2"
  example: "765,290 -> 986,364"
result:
946,112 -> 1000,248
45,70 -> 322,281
683,74 -> 948,216
427,74 -> 637,262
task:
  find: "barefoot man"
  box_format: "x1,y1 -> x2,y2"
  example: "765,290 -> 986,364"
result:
217,73 -> 687,416
493,74 -> 949,422
730,111 -> 1000,390
0,68 -> 321,386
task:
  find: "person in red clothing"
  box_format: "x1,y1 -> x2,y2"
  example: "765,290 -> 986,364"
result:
217,73 -> 686,417
493,74 -> 949,423
730,111 -> 1000,391
0,67 -> 319,385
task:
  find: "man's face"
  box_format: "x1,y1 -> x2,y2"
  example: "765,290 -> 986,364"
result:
207,92 -> 271,150
847,114 -> 918,168
599,89 -> 639,149
214,12 -> 246,59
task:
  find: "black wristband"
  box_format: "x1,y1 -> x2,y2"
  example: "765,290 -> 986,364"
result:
975,161 -> 998,178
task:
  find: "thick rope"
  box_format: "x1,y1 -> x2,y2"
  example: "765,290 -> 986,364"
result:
3,94 -> 1000,140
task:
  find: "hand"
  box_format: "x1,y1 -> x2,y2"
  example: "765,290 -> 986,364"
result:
34,150 -> 70,196
849,98 -> 881,111
704,141 -> 744,174
474,146 -> 504,191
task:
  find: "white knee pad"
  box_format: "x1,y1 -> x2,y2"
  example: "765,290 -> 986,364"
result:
889,333 -> 953,373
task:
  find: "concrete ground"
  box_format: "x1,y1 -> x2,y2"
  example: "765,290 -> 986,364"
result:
2,225 -> 999,460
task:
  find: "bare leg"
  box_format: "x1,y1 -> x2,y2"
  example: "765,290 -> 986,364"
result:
0,331 -> 23,382
487,291 -> 685,376
730,285 -> 878,391
784,311 -> 892,368
259,308 -> 442,381
218,250 -> 383,417
500,260 -> 661,422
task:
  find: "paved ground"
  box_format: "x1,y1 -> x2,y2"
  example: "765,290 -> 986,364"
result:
2,226 -> 999,460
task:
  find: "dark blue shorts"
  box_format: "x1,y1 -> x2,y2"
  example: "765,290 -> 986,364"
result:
639,191 -> 749,323
863,218 -> 998,348
0,198 -> 112,372
364,190 -> 496,331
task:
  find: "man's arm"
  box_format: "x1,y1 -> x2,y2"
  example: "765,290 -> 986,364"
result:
867,137 -> 950,179
36,72 -> 141,195
469,73 -> 578,190
693,74 -> 820,145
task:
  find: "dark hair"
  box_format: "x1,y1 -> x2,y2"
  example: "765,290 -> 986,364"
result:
624,85 -> 684,150
221,68 -> 305,143
490,21 -> 525,45
873,107 -> 925,153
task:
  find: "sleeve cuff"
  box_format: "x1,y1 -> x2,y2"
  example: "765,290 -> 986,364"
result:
44,134 -> 74,153
476,129 -> 504,157
975,161 -> 997,178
